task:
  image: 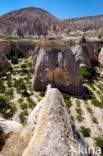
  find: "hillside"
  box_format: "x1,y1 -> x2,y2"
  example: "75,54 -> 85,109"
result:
0,7 -> 61,37
63,15 -> 103,33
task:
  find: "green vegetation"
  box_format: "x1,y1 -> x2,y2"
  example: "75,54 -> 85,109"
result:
76,108 -> 84,122
76,108 -> 83,115
20,103 -> 28,110
0,35 -> 41,40
87,107 -> 93,114
94,137 -> 103,156
76,115 -> 84,122
76,99 -> 81,107
0,96 -> 17,118
18,98 -> 24,104
92,116 -> 98,124
63,93 -> 72,107
39,91 -> 45,97
19,110 -> 28,123
27,97 -> 36,109
0,79 -> 6,93
80,66 -> 97,80
80,126 -> 91,137
21,64 -> 27,69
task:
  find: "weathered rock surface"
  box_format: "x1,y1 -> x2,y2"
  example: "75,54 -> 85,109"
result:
0,51 -> 11,70
33,43 -> 82,95
0,39 -> 40,56
23,86 -> 95,156
98,47 -> 103,67
71,44 -> 91,67
0,118 -> 32,156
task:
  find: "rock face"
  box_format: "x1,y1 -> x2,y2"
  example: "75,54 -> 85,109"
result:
0,39 -> 40,56
23,86 -> 95,156
0,118 -> 32,156
98,47 -> 103,67
0,51 -> 11,70
72,44 -> 91,67
33,44 -> 82,95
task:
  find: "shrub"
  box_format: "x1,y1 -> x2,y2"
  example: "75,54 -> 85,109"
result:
10,56 -> 18,64
76,114 -> 84,122
0,96 -> 17,118
0,79 -> 6,93
18,98 -> 24,104
76,108 -> 83,115
20,103 -> 28,110
28,62 -> 32,69
27,97 -> 36,109
40,92 -> 45,97
80,126 -> 91,137
76,99 -> 81,107
21,64 -> 27,69
80,66 -> 97,80
5,89 -> 14,96
63,93 -> 72,107
87,107 -> 93,114
7,80 -> 12,87
94,137 -> 103,155
92,116 -> 98,124
19,110 -> 28,123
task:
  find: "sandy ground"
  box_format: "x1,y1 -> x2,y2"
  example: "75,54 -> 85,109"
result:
70,80 -> 103,148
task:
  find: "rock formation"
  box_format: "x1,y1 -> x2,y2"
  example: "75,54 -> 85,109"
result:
0,118 -> 32,156
98,47 -> 103,67
33,42 -> 82,95
0,39 -> 40,56
24,86 -> 95,156
71,44 -> 91,67
0,51 -> 11,70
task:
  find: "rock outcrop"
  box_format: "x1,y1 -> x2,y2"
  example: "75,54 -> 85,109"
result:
0,118 -> 32,156
71,44 -> 91,67
0,51 -> 11,70
23,86 -> 95,156
0,39 -> 40,56
98,47 -> 103,67
33,43 -> 82,95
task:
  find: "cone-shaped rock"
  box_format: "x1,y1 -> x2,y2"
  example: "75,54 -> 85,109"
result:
33,44 -> 82,95
24,86 -> 95,156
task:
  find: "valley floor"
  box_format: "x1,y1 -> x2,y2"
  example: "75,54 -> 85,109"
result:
0,55 -> 103,150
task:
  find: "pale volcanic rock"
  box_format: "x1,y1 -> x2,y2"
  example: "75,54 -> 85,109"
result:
98,47 -> 103,67
0,118 -> 32,156
0,51 -> 11,70
72,44 -> 91,67
33,45 -> 82,95
23,87 -> 95,156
